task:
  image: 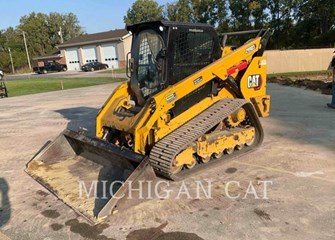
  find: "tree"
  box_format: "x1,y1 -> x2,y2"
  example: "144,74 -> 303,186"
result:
0,12 -> 84,72
293,0 -> 335,47
124,0 -> 164,25
0,27 -> 27,72
164,0 -> 193,22
19,12 -> 50,57
18,12 -> 84,57
229,0 -> 251,31
61,13 -> 84,40
164,0 -> 229,32
193,0 -> 222,25
47,12 -> 83,46
267,0 -> 298,49
213,0 -> 230,32
249,0 -> 269,29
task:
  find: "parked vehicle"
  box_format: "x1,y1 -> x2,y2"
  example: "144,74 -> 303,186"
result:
0,69 -> 4,80
81,62 -> 108,72
33,62 -> 67,74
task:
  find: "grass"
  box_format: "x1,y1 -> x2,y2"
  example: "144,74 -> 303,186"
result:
268,70 -> 332,78
5,77 -> 124,97
98,68 -> 127,74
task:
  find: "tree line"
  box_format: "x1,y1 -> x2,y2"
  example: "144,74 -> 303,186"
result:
125,0 -> 335,50
0,12 -> 83,73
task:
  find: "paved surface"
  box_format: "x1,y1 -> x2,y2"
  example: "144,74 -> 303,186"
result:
4,70 -> 126,80
0,83 -> 334,240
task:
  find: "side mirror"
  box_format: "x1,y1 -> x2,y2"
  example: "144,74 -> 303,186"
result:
126,52 -> 134,78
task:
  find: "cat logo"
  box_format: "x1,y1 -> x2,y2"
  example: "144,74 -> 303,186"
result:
247,74 -> 261,89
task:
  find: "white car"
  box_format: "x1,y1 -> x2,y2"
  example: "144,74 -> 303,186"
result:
0,69 -> 3,80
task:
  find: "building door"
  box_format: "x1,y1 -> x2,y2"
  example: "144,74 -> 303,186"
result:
101,43 -> 119,69
65,48 -> 80,71
82,46 -> 98,64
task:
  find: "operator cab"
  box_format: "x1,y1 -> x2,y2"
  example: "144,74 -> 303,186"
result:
127,21 -> 221,106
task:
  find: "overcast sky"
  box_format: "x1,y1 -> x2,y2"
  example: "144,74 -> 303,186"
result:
1,0 -> 171,33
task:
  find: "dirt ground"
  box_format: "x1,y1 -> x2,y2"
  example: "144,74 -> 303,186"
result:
268,73 -> 333,95
0,83 -> 334,240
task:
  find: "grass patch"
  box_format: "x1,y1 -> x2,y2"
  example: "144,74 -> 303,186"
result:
99,68 -> 127,74
6,77 -> 124,97
268,70 -> 332,78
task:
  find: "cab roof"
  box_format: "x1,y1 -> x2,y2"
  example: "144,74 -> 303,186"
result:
126,20 -> 214,33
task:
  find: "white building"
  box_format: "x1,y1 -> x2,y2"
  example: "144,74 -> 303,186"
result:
57,29 -> 132,71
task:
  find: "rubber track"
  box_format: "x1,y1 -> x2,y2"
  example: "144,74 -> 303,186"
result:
149,98 -> 264,180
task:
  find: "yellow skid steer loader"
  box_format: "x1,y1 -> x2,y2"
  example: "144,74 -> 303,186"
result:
26,21 -> 272,223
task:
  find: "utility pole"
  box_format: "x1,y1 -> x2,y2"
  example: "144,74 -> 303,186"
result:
22,31 -> 32,71
8,48 -> 15,73
59,26 -> 64,44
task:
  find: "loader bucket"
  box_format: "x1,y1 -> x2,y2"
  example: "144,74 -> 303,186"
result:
26,129 -> 157,223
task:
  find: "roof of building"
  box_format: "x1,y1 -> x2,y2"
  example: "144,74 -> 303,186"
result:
32,51 -> 63,61
57,29 -> 129,48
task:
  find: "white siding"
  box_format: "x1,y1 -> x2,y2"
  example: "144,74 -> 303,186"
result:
65,48 -> 80,71
101,43 -> 119,69
82,46 -> 98,64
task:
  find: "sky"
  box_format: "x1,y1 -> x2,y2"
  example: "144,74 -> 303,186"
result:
0,0 -> 171,33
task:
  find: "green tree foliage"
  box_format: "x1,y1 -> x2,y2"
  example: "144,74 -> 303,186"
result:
19,12 -> 50,57
0,12 -> 83,73
124,0 -> 164,25
164,0 -> 229,27
266,0 -> 298,48
0,27 -> 27,72
162,0 -> 335,49
249,0 -> 269,29
229,0 -> 251,30
19,12 -> 84,57
294,0 -> 335,47
165,0 -> 193,22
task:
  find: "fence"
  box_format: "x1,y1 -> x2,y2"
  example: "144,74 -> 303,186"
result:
264,48 -> 334,74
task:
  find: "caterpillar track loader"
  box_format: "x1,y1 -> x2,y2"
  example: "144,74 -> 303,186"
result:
26,21 -> 271,223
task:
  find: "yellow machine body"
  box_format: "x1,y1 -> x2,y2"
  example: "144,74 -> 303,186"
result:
26,21 -> 272,223
96,37 -> 270,155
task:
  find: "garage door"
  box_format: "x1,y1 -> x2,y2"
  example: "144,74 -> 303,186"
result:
82,46 -> 98,64
101,43 -> 119,69
65,48 -> 80,71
